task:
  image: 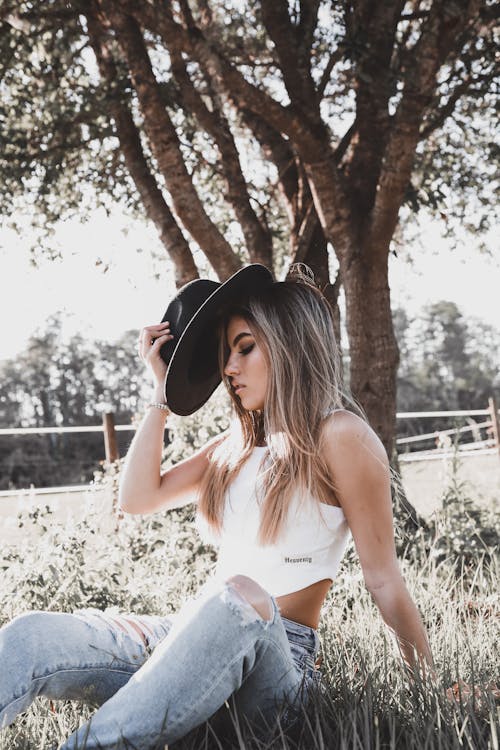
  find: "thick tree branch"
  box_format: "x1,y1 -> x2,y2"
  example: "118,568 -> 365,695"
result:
302,156 -> 354,259
172,16 -> 352,255
292,199 -> 321,263
169,48 -> 272,266
102,3 -> 240,280
131,0 -> 354,254
239,108 -> 298,221
298,0 -> 321,56
177,0 -> 196,28
344,2 -> 404,220
85,5 -> 198,286
239,107 -> 329,267
260,0 -> 320,120
371,0 -> 482,251
126,0 -> 322,157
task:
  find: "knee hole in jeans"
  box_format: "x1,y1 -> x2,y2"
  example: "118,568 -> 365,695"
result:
224,575 -> 273,623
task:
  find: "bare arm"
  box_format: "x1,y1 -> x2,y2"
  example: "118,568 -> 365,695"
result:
119,321 -> 226,514
321,411 -> 433,675
119,406 -> 226,514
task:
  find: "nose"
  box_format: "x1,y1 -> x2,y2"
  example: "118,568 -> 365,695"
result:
224,351 -> 240,378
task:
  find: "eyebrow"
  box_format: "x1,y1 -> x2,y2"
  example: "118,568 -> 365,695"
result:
231,331 -> 253,347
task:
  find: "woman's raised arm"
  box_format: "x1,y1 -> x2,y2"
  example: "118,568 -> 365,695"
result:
320,410 -> 434,676
119,413 -> 226,515
119,321 -> 225,514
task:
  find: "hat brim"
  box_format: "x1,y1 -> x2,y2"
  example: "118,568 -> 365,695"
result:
165,264 -> 273,415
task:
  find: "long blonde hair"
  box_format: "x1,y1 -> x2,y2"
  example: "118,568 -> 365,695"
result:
198,267 -> 361,544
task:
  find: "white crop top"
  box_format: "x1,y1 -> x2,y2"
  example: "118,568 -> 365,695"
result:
196,446 -> 352,597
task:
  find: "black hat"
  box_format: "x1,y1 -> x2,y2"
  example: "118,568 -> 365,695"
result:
160,264 -> 274,415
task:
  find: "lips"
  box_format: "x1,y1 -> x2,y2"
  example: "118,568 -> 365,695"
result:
233,383 -> 245,394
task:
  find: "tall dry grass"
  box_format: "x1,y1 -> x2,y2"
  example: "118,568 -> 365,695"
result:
0,459 -> 498,749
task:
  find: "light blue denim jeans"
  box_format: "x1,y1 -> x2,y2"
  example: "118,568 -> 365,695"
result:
0,579 -> 321,748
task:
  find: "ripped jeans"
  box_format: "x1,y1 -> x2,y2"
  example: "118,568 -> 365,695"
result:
0,578 -> 321,748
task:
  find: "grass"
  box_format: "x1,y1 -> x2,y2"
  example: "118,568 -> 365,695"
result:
0,466 -> 498,749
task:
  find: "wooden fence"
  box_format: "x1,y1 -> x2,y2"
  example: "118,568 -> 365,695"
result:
1,398 -> 499,472
397,397 -> 500,462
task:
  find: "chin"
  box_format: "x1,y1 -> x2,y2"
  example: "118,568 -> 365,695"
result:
240,396 -> 265,411
238,393 -> 264,411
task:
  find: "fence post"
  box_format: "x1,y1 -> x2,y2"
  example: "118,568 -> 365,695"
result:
102,412 -> 119,463
488,397 -> 500,459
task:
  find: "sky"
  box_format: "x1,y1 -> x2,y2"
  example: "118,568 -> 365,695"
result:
0,209 -> 498,363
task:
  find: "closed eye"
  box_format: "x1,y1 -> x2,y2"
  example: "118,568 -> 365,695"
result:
240,343 -> 255,356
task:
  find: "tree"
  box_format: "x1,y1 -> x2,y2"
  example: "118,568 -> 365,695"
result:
397,300 -> 500,409
395,300 -> 500,445
0,0 -> 496,453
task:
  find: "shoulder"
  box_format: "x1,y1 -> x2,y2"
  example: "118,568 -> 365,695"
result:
319,409 -> 389,481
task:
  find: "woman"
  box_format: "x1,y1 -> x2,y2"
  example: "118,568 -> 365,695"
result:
0,264 -> 433,748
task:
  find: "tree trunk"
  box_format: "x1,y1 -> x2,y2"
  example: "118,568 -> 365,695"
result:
341,248 -> 399,456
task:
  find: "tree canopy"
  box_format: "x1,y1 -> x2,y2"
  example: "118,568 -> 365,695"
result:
1,0 -> 497,451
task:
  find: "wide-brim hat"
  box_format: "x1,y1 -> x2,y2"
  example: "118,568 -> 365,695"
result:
160,264 -> 274,415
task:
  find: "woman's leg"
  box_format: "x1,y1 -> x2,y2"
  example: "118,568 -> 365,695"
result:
0,609 -> 172,729
61,577 -> 310,750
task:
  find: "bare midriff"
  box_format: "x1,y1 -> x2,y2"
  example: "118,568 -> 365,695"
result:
276,578 -> 332,630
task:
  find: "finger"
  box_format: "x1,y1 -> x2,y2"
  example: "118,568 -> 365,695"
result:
143,322 -> 171,334
138,333 -> 172,362
149,334 -> 173,351
141,324 -> 169,342
145,335 -> 172,357
139,332 -> 156,353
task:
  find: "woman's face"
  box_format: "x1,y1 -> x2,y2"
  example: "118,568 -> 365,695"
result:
224,315 -> 268,411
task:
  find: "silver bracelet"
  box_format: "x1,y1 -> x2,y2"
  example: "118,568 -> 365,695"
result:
148,402 -> 171,412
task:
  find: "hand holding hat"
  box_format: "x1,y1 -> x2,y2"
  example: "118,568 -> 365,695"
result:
138,321 -> 174,391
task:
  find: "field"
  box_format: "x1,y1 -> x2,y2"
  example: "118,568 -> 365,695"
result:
0,455 -> 498,749
401,453 -> 500,519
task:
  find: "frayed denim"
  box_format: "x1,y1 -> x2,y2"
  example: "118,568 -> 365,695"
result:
0,579 -> 320,748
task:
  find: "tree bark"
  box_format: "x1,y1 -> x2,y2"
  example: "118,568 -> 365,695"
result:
344,2 -> 403,217
260,0 -> 320,117
341,248 -> 400,454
